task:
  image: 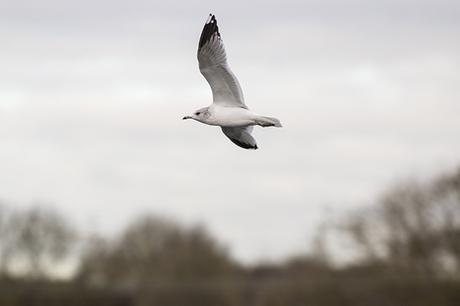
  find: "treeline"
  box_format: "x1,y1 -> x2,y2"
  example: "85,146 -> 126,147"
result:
0,167 -> 459,306
0,207 -> 237,283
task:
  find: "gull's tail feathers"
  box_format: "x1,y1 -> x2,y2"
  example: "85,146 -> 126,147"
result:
256,116 -> 282,128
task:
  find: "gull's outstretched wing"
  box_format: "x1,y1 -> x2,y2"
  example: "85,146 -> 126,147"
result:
198,14 -> 247,109
221,126 -> 257,150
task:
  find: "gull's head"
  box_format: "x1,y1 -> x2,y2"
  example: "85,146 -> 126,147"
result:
182,107 -> 210,123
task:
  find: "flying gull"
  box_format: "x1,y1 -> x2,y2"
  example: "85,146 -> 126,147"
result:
183,14 -> 282,150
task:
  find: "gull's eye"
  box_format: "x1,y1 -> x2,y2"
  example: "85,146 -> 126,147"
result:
195,112 -> 201,116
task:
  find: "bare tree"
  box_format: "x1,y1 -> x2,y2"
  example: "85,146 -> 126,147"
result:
8,206 -> 76,279
342,168 -> 460,279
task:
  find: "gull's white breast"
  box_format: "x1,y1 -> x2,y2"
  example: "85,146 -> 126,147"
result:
207,105 -> 256,127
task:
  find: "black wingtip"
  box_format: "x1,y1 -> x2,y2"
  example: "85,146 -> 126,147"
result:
198,14 -> 220,49
207,13 -> 216,22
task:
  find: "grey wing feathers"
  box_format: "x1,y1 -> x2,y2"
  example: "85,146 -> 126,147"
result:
221,127 -> 258,150
198,14 -> 247,109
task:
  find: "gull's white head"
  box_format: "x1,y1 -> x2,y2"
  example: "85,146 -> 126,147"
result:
182,107 -> 210,123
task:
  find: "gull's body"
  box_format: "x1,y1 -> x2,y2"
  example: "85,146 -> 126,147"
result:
183,14 -> 282,149
194,105 -> 260,127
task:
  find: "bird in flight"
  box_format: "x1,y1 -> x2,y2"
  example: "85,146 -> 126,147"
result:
183,14 -> 282,150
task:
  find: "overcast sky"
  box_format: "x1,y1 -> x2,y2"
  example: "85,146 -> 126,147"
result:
1,0 -> 459,263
